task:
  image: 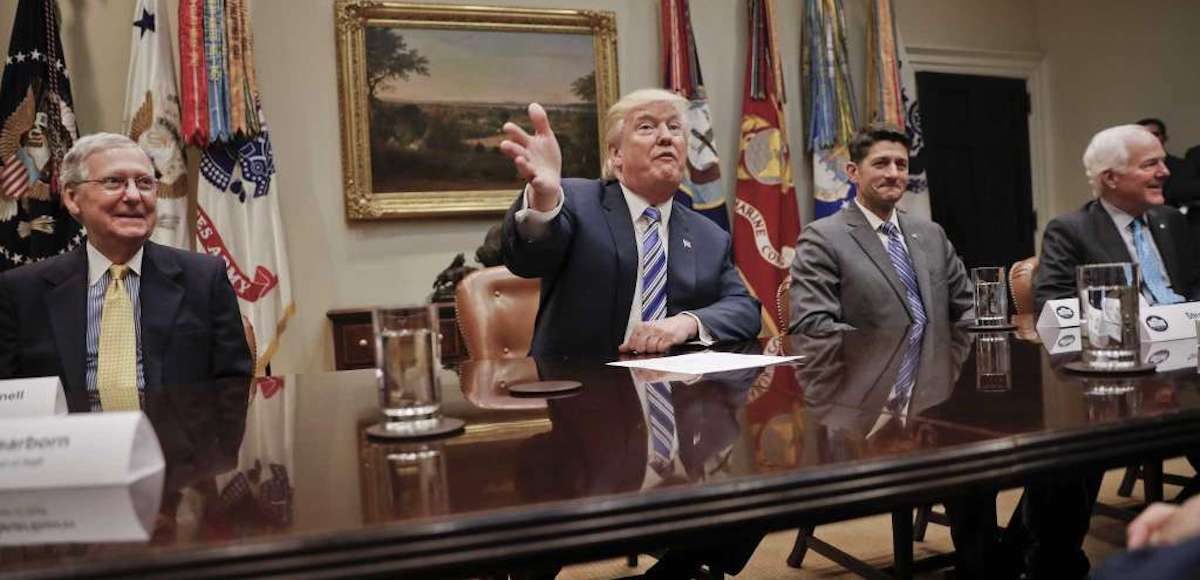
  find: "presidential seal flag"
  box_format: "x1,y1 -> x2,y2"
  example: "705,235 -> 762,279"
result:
0,0 -> 82,271
124,0 -> 189,249
803,0 -> 858,220
732,0 -> 800,336
661,0 -> 727,231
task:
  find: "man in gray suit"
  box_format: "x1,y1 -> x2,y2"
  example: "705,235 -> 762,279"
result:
789,123 -> 973,333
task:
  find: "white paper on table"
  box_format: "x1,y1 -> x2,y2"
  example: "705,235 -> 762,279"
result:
607,352 -> 803,374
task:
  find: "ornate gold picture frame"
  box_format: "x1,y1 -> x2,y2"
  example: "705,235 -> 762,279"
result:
334,1 -> 618,220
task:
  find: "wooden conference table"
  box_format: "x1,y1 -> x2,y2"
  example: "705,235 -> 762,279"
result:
4,323 -> 1200,578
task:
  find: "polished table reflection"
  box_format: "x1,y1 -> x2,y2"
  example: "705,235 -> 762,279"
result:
4,325 -> 1200,579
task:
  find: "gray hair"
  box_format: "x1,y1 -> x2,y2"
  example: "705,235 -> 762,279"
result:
60,132 -> 147,185
602,88 -> 689,179
1082,124 -> 1159,196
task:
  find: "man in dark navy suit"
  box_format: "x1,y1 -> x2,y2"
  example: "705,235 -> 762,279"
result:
500,89 -> 760,358
0,133 -> 251,411
500,89 -> 761,577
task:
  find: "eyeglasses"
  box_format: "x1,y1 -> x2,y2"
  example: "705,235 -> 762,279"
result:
76,175 -> 158,194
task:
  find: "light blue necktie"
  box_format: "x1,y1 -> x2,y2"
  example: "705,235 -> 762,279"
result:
640,207 -> 668,322
646,380 -> 676,476
880,222 -> 928,324
1130,218 -> 1184,305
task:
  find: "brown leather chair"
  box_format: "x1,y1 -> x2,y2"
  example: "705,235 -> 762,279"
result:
1008,256 -> 1038,315
459,358 -> 545,410
455,266 -> 540,360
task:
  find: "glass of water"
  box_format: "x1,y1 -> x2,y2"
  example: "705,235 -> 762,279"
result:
971,266 -> 1009,327
976,332 -> 1011,392
1077,263 -> 1141,370
374,305 -> 442,433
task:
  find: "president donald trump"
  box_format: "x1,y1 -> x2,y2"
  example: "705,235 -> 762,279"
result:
500,89 -> 760,358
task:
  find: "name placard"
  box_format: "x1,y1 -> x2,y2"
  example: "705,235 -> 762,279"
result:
1140,338 -> 1199,372
0,476 -> 162,544
0,412 -> 164,491
0,377 -> 66,419
1138,301 -> 1200,343
1037,325 -> 1082,355
1037,298 -> 1081,329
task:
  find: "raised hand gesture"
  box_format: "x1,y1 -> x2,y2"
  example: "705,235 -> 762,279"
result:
499,103 -> 562,211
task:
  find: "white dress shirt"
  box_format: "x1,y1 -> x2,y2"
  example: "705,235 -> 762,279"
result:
855,197 -> 912,254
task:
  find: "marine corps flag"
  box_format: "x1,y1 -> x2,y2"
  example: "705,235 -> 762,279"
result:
124,0 -> 189,249
733,0 -> 800,336
0,0 -> 82,271
661,0 -> 727,231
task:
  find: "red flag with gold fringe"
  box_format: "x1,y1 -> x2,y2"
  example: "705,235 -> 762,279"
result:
732,0 -> 801,336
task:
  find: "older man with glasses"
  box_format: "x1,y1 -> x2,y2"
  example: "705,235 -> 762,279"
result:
0,132 -> 251,412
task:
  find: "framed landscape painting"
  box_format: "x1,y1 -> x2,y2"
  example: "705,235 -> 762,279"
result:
334,1 -> 619,219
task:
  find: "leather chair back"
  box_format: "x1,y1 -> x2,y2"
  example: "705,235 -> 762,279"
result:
455,266 -> 540,360
1008,256 -> 1039,315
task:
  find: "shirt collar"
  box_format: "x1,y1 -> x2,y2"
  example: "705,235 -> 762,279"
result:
86,243 -> 144,287
854,197 -> 900,233
1099,197 -> 1139,231
620,182 -> 673,229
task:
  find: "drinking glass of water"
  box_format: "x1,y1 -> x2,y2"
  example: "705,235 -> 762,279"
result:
1077,263 -> 1140,370
971,266 -> 1009,327
976,332 -> 1011,392
373,305 -> 443,435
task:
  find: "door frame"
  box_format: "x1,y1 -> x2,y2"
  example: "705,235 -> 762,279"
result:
906,45 -> 1051,246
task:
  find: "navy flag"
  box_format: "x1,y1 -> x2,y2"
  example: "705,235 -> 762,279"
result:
0,0 -> 83,271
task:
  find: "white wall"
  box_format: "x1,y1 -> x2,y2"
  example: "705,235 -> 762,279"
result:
2,0 -> 1193,374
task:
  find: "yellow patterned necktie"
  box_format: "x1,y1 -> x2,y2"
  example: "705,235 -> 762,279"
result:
97,264 -> 140,411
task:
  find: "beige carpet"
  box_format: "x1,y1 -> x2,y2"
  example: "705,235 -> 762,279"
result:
560,459 -> 1195,578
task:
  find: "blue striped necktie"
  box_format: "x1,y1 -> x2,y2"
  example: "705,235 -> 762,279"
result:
885,324 -> 925,424
879,222 -> 927,324
640,207 -> 668,322
646,380 -> 676,476
1130,218 -> 1184,305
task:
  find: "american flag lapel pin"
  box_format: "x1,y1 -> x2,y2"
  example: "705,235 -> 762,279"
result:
683,239 -> 692,249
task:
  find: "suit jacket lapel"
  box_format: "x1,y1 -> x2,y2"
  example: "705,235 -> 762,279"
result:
667,202 -> 696,314
139,242 -> 184,389
44,246 -> 88,396
601,182 -> 637,344
843,204 -> 908,307
897,212 -> 935,317
1086,201 -> 1133,262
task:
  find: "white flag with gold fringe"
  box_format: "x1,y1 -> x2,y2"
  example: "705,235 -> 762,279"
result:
123,0 -> 189,249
